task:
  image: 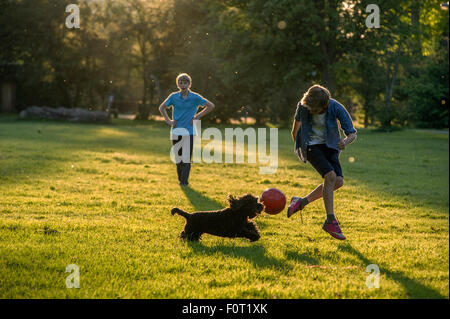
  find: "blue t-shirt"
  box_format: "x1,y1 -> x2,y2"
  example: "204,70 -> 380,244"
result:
165,90 -> 207,136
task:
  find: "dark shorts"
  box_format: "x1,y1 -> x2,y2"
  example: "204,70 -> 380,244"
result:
306,144 -> 343,178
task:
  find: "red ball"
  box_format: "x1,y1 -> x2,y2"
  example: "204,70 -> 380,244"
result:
260,188 -> 286,215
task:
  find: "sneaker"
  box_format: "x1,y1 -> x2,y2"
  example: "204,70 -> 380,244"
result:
322,219 -> 346,240
287,196 -> 307,219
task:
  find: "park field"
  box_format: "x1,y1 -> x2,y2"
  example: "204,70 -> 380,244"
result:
0,115 -> 448,299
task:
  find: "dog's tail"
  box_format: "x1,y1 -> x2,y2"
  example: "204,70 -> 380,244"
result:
171,207 -> 190,219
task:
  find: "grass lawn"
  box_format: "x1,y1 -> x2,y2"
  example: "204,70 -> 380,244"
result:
0,115 -> 448,299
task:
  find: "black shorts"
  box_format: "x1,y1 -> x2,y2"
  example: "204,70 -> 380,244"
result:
306,144 -> 343,178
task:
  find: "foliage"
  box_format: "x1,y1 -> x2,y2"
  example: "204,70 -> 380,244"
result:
0,0 -> 448,127
401,55 -> 449,128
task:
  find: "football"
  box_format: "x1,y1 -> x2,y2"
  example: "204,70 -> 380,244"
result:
260,188 -> 286,215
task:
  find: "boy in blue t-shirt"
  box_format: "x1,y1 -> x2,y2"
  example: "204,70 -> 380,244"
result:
288,85 -> 357,240
158,73 -> 215,186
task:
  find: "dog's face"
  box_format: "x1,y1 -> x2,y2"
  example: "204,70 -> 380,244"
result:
228,194 -> 264,218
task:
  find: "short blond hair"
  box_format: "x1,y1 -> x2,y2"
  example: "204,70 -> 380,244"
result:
176,73 -> 192,87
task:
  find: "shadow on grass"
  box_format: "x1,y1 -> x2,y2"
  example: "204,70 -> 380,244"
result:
180,186 -> 223,211
337,242 -> 446,298
284,250 -> 320,265
178,184 -> 289,270
188,241 -> 292,271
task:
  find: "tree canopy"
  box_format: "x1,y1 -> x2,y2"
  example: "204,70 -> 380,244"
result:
1,0 -> 448,128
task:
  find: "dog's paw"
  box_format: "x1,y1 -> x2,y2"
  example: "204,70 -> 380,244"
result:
171,208 -> 179,215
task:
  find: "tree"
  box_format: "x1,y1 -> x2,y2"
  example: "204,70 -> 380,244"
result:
114,0 -> 173,120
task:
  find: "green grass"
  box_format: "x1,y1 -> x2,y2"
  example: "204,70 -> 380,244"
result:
0,115 -> 448,299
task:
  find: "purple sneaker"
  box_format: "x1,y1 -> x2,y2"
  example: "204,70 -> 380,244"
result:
287,196 -> 307,219
322,219 -> 346,240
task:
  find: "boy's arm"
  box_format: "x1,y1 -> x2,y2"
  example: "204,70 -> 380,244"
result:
335,102 -> 357,150
292,102 -> 303,142
291,119 -> 301,142
192,100 -> 215,123
158,98 -> 176,127
338,132 -> 357,150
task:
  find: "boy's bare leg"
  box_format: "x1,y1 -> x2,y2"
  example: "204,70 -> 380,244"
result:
320,171 -> 346,240
288,172 -> 343,219
305,175 -> 344,204
322,171 -> 337,218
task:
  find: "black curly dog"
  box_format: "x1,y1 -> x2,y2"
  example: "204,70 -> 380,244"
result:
171,194 -> 264,242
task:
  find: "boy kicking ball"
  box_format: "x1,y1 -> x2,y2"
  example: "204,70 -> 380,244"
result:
288,85 -> 357,240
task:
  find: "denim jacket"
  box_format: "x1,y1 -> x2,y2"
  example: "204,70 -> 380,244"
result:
294,99 -> 356,163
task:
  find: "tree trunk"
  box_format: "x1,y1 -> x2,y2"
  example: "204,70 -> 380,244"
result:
364,110 -> 369,128
411,0 -> 422,56
135,38 -> 151,120
150,74 -> 162,104
137,71 -> 151,120
321,61 -> 336,95
318,0 -> 338,95
384,49 -> 401,127
363,95 -> 371,128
